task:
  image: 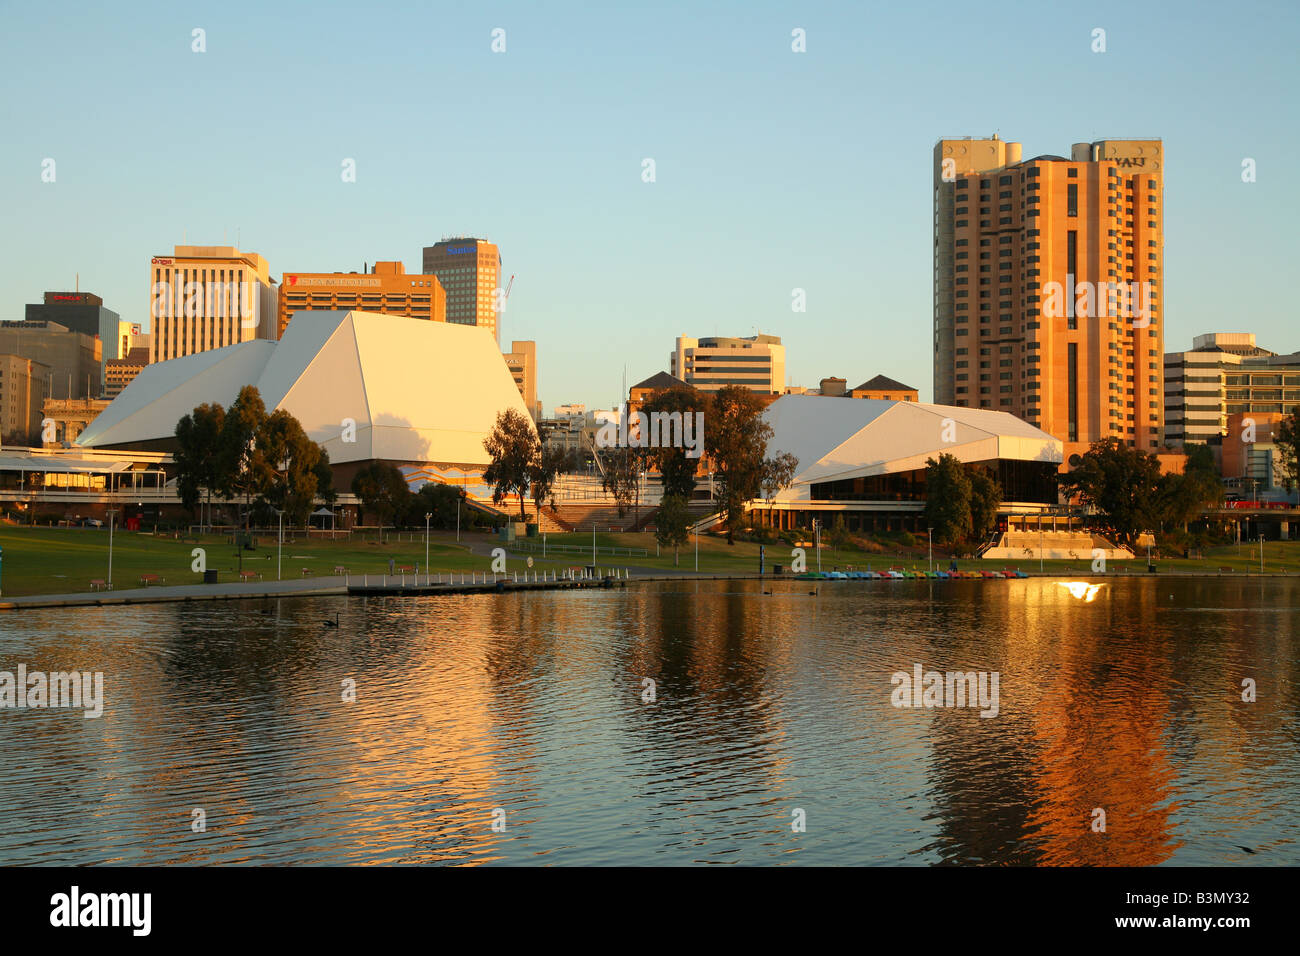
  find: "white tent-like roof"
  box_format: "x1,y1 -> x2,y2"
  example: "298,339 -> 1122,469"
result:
77,310 -> 533,467
764,395 -> 1062,502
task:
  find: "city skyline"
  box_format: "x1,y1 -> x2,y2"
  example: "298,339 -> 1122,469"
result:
2,0 -> 1297,415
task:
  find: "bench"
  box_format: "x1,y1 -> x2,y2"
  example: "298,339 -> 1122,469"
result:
89,579 -> 112,592
138,573 -> 165,586
333,565 -> 348,575
395,565 -> 414,574
238,570 -> 262,582
301,567 -> 312,576
1219,566 -> 1233,572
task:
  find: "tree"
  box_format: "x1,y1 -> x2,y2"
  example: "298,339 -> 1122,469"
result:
314,449 -> 337,508
705,386 -> 773,543
483,408 -> 539,521
967,466 -> 1002,543
641,386 -> 708,500
350,462 -> 411,528
528,444 -> 569,521
217,386 -> 268,530
1153,442 -> 1223,532
1057,438 -> 1164,548
1275,406 -> 1300,493
600,445 -> 644,522
256,408 -> 325,526
405,482 -> 465,529
174,402 -> 225,526
924,453 -> 973,546
760,451 -> 799,527
655,493 -> 691,566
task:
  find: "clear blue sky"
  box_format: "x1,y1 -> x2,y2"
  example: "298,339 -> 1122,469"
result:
2,0 -> 1297,413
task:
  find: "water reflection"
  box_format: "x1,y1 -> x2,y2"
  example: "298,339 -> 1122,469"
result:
0,578 -> 1296,865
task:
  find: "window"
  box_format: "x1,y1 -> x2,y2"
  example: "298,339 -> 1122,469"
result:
1067,183 -> 1078,217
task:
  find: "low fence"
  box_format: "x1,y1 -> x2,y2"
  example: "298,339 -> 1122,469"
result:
509,541 -> 648,557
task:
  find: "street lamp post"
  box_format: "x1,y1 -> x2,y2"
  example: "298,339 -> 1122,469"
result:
276,509 -> 284,581
106,508 -> 119,589
424,512 -> 432,582
1039,516 -> 1044,574
928,527 -> 933,574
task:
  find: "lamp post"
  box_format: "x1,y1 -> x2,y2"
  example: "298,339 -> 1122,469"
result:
456,493 -> 462,542
276,456 -> 291,581
106,508 -> 119,589
927,527 -> 933,573
1039,515 -> 1044,573
424,512 -> 432,580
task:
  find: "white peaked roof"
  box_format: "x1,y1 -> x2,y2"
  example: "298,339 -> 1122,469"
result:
764,395 -> 1062,502
78,311 -> 533,466
75,340 -> 277,448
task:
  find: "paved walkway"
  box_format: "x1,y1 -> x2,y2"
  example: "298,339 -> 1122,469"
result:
1,576 -> 347,610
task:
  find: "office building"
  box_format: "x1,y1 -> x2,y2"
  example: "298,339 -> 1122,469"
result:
503,340 -> 540,420
1163,333 -> 1300,445
25,291 -> 120,350
105,346 -> 151,399
0,355 -> 50,443
1221,411 -> 1291,496
150,245 -> 277,363
0,320 -> 102,399
670,334 -> 785,394
277,261 -> 447,337
422,238 -> 503,344
933,136 -> 1165,456
114,321 -> 148,362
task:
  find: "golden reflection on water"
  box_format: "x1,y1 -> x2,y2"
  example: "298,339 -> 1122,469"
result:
0,577 -> 1296,865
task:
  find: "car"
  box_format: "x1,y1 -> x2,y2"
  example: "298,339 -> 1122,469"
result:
81,517 -> 104,528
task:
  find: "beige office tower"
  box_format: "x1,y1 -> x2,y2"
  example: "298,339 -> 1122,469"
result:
149,245 -> 278,363
422,238 -> 503,345
504,340 -> 541,420
671,334 -> 785,394
933,137 -> 1164,456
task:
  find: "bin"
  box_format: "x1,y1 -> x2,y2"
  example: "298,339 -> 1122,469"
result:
203,569 -> 218,584
774,564 -> 784,575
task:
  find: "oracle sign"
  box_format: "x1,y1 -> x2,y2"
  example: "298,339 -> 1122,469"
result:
151,257 -> 173,265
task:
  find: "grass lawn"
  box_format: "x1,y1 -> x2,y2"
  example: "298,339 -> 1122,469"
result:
2,525 -> 1298,597
0,526 -> 498,597
520,530 -> 1300,577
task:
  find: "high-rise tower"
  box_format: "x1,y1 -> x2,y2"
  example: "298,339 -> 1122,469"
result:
933,137 -> 1164,454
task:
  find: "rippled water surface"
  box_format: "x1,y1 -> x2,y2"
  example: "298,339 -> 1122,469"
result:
1,578 -> 1297,865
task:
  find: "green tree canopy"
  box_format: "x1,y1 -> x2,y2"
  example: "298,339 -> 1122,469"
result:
967,466 -> 1003,543
350,462 -> 411,527
173,402 -> 225,519
641,385 -> 708,499
1057,438 -> 1164,547
1275,406 -> 1300,492
924,453 -> 974,546
655,493 -> 691,566
704,386 -> 773,542
482,408 -> 539,521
